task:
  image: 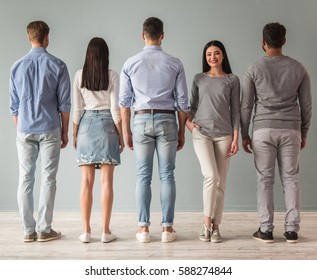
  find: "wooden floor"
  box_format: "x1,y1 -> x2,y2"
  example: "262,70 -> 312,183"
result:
0,211 -> 316,260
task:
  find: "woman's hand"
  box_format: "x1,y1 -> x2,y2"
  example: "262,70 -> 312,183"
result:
186,119 -> 200,133
73,135 -> 77,149
119,137 -> 125,153
228,129 -> 239,157
227,139 -> 239,157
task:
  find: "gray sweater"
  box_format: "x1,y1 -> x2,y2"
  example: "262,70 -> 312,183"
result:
240,55 -> 312,140
190,73 -> 240,137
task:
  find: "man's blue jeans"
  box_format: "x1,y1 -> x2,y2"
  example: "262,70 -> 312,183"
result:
16,128 -> 61,235
133,113 -> 178,227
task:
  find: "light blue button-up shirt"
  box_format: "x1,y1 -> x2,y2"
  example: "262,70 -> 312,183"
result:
119,46 -> 189,112
10,47 -> 71,134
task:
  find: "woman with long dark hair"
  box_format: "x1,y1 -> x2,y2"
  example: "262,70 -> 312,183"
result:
72,37 -> 124,243
186,40 -> 240,243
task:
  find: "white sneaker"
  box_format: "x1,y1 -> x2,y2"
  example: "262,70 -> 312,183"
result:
161,230 -> 176,243
199,224 -> 211,242
210,230 -> 222,243
101,232 -> 117,243
136,231 -> 151,243
79,233 -> 91,243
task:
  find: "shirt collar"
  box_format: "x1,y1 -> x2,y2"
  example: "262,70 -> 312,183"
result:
143,45 -> 162,51
29,47 -> 47,53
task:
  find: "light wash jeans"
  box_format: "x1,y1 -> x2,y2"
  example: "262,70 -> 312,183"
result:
16,128 -> 61,235
133,113 -> 178,227
192,128 -> 232,225
252,128 -> 301,233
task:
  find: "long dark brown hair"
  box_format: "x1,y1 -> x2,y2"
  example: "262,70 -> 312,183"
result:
81,37 -> 109,91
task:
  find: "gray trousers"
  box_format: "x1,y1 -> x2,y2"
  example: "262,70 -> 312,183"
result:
252,128 -> 301,233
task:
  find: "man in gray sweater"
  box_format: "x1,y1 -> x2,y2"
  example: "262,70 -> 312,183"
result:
240,22 -> 312,244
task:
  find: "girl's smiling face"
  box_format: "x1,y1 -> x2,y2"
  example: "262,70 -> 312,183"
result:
206,46 -> 224,69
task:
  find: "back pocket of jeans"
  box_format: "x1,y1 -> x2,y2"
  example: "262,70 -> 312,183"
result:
78,119 -> 92,134
162,120 -> 178,141
133,121 -> 148,142
103,119 -> 116,134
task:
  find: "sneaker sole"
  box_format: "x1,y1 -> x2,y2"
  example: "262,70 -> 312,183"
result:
199,237 -> 210,242
285,238 -> 298,244
252,236 -> 274,243
38,235 -> 61,242
102,237 -> 117,243
210,239 -> 222,243
23,238 -> 37,242
136,234 -> 150,243
136,238 -> 150,243
161,237 -> 176,243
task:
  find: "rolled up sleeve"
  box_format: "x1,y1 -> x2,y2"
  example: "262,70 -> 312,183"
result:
119,65 -> 134,108
57,64 -> 71,113
174,63 -> 190,112
9,73 -> 19,116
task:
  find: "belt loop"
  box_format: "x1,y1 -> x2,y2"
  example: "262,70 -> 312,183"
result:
150,109 -> 154,115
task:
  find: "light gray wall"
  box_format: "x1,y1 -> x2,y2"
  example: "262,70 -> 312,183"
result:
0,0 -> 316,212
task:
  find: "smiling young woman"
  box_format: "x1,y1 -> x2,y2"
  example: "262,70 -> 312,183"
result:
186,40 -> 240,243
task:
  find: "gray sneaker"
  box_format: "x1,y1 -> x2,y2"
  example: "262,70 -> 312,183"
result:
199,224 -> 211,242
38,229 -> 61,242
210,230 -> 222,243
24,231 -> 38,242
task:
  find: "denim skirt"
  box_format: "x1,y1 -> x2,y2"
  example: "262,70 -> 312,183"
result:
76,110 -> 120,168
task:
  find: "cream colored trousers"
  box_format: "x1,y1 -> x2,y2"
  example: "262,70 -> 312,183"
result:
192,128 -> 232,224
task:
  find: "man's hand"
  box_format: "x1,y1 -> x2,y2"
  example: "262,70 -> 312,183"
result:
177,131 -> 185,151
301,137 -> 307,150
125,131 -> 133,150
242,138 -> 252,154
61,132 -> 68,148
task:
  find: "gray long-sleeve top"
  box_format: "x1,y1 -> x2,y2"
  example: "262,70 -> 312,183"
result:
190,73 -> 240,137
240,55 -> 312,140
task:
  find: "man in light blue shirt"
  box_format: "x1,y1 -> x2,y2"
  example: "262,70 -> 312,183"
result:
120,17 -> 189,243
9,21 -> 71,242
